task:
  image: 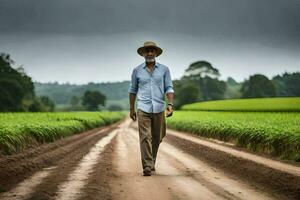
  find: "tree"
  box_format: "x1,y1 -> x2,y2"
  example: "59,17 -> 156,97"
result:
205,77 -> 227,100
34,80 -> 131,106
183,60 -> 220,79
0,79 -> 24,111
175,83 -> 201,109
40,96 -> 55,111
181,61 -> 226,101
241,74 -> 276,98
173,61 -> 226,106
172,79 -> 202,109
81,90 -> 106,111
108,104 -> 123,111
224,77 -> 242,99
26,96 -> 55,112
0,53 -> 35,111
70,95 -> 80,107
272,72 -> 300,97
28,97 -> 44,112
226,77 -> 238,86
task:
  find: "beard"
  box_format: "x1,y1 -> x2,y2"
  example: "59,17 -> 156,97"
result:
145,58 -> 155,62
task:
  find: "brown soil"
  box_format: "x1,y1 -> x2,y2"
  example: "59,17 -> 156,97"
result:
0,118 -> 299,200
164,134 -> 300,200
0,120 -> 122,194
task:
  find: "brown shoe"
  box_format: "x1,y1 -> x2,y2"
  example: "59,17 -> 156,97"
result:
143,167 -> 151,176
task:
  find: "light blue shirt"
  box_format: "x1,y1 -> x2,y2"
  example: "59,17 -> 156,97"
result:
128,62 -> 174,113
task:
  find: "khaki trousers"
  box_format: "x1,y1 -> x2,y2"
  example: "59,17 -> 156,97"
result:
137,109 -> 166,169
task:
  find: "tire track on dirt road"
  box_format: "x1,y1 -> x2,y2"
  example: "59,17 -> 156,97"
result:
130,120 -> 300,199
54,129 -> 118,200
164,130 -> 300,199
111,119 -> 276,200
0,122 -> 122,200
1,119 -> 299,200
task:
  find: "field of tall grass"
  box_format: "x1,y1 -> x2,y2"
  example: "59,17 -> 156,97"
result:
168,97 -> 300,161
0,111 -> 126,154
181,97 -> 300,112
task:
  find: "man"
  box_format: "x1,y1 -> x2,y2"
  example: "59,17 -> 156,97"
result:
128,41 -> 174,176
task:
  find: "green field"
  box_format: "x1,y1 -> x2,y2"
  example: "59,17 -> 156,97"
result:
168,97 -> 300,161
181,97 -> 300,112
0,111 -> 126,154
167,111 -> 300,161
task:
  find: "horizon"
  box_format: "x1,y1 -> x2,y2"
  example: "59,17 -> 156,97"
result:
30,68 -> 300,85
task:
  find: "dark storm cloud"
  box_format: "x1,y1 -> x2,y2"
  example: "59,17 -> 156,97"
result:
0,0 -> 299,84
1,0 -> 300,46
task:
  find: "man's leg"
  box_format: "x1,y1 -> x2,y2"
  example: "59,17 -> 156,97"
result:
151,110 -> 166,168
137,109 -> 153,172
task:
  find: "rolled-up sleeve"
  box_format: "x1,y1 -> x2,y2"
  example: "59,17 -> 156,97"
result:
164,67 -> 174,94
128,68 -> 138,94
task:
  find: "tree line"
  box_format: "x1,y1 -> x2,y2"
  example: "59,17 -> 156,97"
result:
1,53 -> 299,112
0,53 -> 54,112
173,61 -> 300,109
0,53 -> 107,112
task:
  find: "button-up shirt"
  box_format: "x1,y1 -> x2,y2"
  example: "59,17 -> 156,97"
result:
128,62 -> 174,113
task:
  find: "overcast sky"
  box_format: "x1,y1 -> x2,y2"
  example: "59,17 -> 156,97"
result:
0,0 -> 299,84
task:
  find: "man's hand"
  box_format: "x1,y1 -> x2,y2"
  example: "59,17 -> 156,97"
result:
130,109 -> 137,121
165,105 -> 173,117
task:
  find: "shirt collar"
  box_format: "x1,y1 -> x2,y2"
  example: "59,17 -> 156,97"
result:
142,61 -> 159,69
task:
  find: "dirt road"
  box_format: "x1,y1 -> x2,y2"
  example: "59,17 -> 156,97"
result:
0,118 -> 299,200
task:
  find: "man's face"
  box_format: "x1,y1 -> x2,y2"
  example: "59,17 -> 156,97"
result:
143,47 -> 157,62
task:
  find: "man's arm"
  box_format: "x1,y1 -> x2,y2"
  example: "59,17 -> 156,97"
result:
165,92 -> 174,117
164,67 -> 174,94
166,92 -> 174,104
129,93 -> 136,110
164,67 -> 174,117
129,93 -> 137,121
129,68 -> 138,121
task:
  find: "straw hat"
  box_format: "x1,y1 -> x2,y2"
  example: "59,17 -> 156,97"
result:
137,41 -> 163,57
